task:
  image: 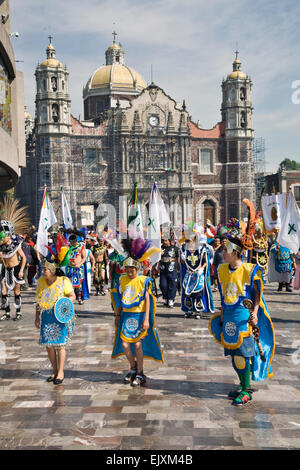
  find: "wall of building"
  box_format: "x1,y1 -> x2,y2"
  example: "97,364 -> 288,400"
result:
0,0 -> 25,192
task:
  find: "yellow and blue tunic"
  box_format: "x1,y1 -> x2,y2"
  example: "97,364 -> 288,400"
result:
111,274 -> 164,362
208,263 -> 275,381
37,276 -> 75,348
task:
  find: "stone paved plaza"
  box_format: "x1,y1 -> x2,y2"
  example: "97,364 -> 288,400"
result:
0,282 -> 300,450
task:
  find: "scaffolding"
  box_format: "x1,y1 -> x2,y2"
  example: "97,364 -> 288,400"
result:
252,137 -> 266,174
252,137 -> 266,205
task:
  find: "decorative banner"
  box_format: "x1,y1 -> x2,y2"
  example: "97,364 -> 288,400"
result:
261,193 -> 287,231
277,192 -> 300,254
36,187 -> 57,257
61,191 -> 73,230
127,182 -> 144,239
147,182 -> 170,266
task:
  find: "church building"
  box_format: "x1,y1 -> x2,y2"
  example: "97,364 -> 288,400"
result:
17,35 -> 255,230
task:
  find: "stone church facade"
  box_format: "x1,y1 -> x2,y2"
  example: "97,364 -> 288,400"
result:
17,37 -> 255,230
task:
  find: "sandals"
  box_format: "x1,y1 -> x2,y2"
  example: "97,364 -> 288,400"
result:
0,313 -> 10,321
13,313 -> 22,321
232,390 -> 252,406
228,386 -> 243,399
131,372 -> 147,387
124,362 -> 137,384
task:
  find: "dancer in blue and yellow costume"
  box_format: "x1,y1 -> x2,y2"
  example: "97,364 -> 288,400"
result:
209,226 -> 275,406
111,238 -> 164,387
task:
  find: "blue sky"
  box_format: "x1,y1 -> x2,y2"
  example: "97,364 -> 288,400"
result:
10,0 -> 300,173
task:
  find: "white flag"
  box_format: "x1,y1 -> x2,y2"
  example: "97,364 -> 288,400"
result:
261,193 -> 286,231
36,188 -> 57,257
147,182 -> 170,266
61,191 -> 73,230
127,182 -> 144,239
277,192 -> 300,254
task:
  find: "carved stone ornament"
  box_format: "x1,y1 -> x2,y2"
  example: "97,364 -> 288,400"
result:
149,87 -> 158,102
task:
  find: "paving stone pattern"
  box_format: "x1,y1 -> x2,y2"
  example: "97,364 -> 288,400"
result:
0,282 -> 300,450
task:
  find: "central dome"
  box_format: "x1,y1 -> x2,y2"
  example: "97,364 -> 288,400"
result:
83,39 -> 147,121
90,63 -> 146,91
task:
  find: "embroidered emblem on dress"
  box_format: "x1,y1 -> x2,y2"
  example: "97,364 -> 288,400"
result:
225,321 -> 237,337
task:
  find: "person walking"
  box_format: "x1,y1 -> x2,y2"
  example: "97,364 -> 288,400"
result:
35,259 -> 76,385
209,237 -> 275,406
159,238 -> 180,308
274,242 -> 293,292
111,238 -> 164,387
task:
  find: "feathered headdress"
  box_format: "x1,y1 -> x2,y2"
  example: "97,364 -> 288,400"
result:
240,198 -> 258,250
45,232 -> 73,267
0,197 -> 31,237
121,238 -> 161,269
103,235 -> 160,271
224,199 -> 258,252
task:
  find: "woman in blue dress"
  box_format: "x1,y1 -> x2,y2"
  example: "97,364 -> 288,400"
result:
35,260 -> 76,385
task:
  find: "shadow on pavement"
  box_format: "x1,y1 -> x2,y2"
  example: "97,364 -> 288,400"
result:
0,368 -> 239,400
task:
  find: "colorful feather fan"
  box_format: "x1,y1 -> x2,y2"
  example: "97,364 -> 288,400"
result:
0,197 -> 31,235
117,237 -> 160,262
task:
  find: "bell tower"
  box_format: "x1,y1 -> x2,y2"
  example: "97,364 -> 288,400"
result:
105,31 -> 125,65
35,37 -> 71,134
221,51 -> 253,138
221,52 -> 255,220
34,38 -> 73,225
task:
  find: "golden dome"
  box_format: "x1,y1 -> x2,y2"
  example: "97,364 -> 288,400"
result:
41,58 -> 63,68
227,70 -> 247,79
90,64 -> 146,90
107,42 -> 121,50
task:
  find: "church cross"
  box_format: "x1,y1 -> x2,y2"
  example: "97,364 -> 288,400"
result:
48,35 -> 53,45
112,30 -> 117,43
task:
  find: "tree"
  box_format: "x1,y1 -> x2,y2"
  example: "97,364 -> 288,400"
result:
279,158 -> 300,172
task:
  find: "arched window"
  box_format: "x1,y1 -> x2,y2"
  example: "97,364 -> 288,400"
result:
240,87 -> 246,101
240,111 -> 246,128
52,103 -> 59,122
51,76 -> 57,91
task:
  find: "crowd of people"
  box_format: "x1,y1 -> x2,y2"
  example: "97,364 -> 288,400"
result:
0,196 -> 299,406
